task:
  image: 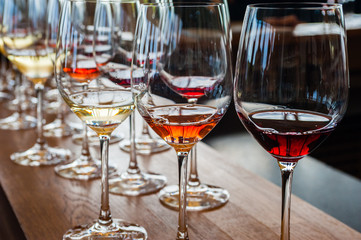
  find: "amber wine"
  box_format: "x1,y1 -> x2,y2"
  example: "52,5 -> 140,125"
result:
65,90 -> 134,135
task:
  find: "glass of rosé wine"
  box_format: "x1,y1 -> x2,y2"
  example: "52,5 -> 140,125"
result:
234,3 -> 349,240
132,3 -> 233,239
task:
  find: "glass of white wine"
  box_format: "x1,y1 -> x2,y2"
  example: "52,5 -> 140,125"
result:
56,0 -> 147,238
2,0 -> 71,165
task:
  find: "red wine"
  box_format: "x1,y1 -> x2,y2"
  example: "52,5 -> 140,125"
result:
106,68 -> 145,88
160,73 -> 218,100
238,109 -> 335,162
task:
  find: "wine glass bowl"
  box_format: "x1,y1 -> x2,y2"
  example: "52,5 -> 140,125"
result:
234,3 -> 348,239
133,3 -> 232,238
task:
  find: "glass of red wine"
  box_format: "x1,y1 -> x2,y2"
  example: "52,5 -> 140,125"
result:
158,0 -> 232,212
234,3 -> 349,240
93,0 -> 167,196
133,3 -> 232,239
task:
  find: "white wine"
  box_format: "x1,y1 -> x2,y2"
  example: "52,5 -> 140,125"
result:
3,34 -> 54,85
65,90 -> 134,135
6,50 -> 55,85
2,34 -> 40,49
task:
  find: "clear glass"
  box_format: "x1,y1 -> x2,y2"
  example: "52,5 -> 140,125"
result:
2,0 -> 70,165
159,0 -> 231,211
91,0 -> 166,195
133,3 -> 233,238
234,3 -> 349,240
56,0 -> 147,239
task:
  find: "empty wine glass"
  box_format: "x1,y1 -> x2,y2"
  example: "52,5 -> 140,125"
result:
2,0 -> 70,166
133,3 -> 232,239
91,0 -> 166,196
159,0 -> 232,211
56,0 -> 147,238
234,3 -> 349,240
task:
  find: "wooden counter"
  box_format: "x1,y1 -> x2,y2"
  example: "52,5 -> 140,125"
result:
0,117 -> 360,240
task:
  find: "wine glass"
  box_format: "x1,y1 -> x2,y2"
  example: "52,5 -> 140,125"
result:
158,0 -> 231,211
91,0 -> 166,196
0,0 -> 36,130
133,3 -> 232,238
2,0 -> 70,166
234,3 -> 349,240
54,0 -> 118,180
56,0 -> 147,238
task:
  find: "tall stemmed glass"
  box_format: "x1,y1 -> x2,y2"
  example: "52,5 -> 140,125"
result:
133,3 -> 232,239
234,3 -> 349,240
56,0 -> 147,238
2,0 -> 70,166
159,0 -> 231,211
52,0 -> 107,180
91,0 -> 167,196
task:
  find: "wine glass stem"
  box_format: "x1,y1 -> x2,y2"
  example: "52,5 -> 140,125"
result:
188,145 -> 200,187
14,70 -> 23,114
177,151 -> 189,240
98,134 -> 112,226
81,123 -> 91,157
279,161 -> 297,240
127,112 -> 140,175
35,83 -> 45,146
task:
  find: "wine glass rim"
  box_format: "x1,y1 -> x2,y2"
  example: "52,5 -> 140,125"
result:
247,2 -> 342,10
140,2 -> 224,8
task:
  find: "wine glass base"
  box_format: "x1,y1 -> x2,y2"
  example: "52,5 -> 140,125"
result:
44,119 -> 72,138
109,171 -> 167,196
10,143 -> 71,166
119,139 -> 170,155
159,184 -> 230,211
55,157 -> 116,180
0,112 -> 36,130
63,219 -> 147,240
72,132 -> 124,146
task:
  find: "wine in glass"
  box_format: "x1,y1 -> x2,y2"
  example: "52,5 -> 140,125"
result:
133,3 -> 232,238
158,0 -> 232,211
2,0 -> 70,165
56,0 -> 147,238
234,3 -> 349,240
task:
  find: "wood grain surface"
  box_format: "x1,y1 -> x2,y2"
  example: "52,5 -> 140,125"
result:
0,115 -> 360,240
